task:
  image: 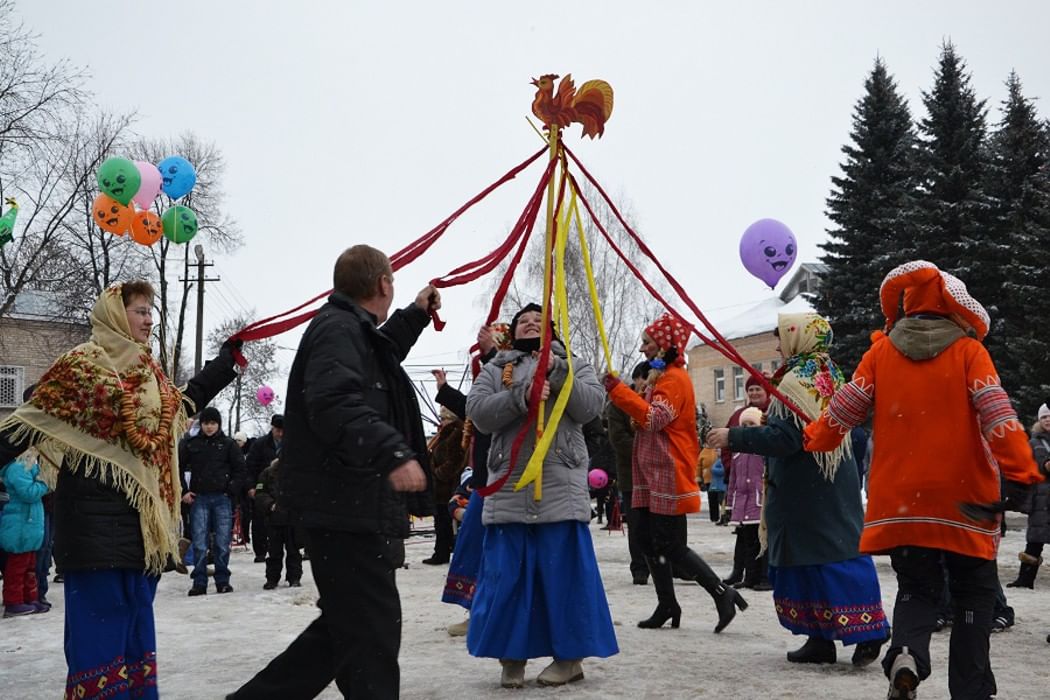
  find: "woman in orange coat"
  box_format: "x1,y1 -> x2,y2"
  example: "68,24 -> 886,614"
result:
804,261 -> 1043,700
605,313 -> 747,633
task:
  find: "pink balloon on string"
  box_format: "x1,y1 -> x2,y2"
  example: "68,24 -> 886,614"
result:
256,385 -> 275,406
132,161 -> 162,210
588,469 -> 609,489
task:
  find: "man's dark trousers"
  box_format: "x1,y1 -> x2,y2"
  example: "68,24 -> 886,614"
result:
229,528 -> 403,699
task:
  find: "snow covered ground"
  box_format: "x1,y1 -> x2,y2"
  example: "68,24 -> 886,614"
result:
3,514 -> 1049,699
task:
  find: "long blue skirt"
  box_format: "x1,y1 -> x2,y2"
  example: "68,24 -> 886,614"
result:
64,570 -> 160,699
442,490 -> 484,609
769,555 -> 889,645
467,521 -> 619,660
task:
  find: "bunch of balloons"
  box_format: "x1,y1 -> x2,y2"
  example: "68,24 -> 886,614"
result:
93,156 -> 199,246
739,218 -> 798,289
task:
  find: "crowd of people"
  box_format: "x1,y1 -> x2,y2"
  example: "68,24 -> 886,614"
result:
0,250 -> 1047,700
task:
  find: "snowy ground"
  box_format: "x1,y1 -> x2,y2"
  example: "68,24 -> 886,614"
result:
3,514 -> 1049,699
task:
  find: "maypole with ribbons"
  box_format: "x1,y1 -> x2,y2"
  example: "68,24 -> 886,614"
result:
229,71 -> 809,501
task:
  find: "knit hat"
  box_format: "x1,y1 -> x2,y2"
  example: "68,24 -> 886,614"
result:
644,313 -> 690,367
879,260 -> 990,340
745,374 -> 763,390
740,406 -> 764,426
233,431 -> 248,444
199,406 -> 222,425
1039,404 -> 1050,420
270,414 -> 284,429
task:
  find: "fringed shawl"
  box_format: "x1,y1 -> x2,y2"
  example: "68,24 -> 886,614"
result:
0,284 -> 187,574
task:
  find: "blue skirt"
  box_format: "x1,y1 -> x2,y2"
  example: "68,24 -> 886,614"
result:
442,490 -> 484,609
769,555 -> 889,645
467,521 -> 619,660
64,570 -> 160,699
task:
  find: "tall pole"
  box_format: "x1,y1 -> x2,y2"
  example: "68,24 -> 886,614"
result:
234,372 -> 242,431
194,244 -> 206,374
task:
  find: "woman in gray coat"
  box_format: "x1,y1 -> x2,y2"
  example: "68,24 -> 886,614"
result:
465,304 -> 618,689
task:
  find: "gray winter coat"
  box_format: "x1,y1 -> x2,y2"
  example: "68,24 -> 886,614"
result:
1025,425 -> 1050,544
466,342 -> 604,526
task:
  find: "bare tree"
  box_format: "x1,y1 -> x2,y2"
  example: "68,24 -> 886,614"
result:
493,182 -> 666,375
206,314 -> 281,435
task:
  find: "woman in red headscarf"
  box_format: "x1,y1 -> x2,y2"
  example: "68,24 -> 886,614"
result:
604,313 -> 748,633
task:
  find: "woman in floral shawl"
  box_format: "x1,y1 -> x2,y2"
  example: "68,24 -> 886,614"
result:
707,312 -> 889,667
0,281 -> 240,700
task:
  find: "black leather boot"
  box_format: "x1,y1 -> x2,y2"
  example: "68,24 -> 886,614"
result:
1006,558 -> 1039,589
787,636 -> 837,664
676,548 -> 748,633
638,556 -> 681,629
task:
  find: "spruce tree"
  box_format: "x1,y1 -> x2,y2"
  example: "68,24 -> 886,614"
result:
984,72 -> 1050,415
814,57 -> 920,373
914,43 -> 996,305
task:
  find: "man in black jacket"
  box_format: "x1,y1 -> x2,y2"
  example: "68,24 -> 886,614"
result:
229,244 -> 435,700
245,414 -> 284,562
180,406 -> 247,596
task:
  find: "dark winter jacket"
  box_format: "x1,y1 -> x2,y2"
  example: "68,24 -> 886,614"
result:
430,419 -> 467,503
436,354 -> 495,490
254,461 -> 289,527
246,432 -> 281,485
279,293 -> 432,538
0,350 -> 238,572
1025,425 -> 1050,544
179,429 -> 247,496
604,400 -> 635,493
730,414 -> 863,568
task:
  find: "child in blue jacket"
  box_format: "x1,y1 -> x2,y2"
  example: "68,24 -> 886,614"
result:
1,453 -> 48,617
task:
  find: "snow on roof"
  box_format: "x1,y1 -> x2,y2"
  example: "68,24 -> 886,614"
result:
687,293 -> 814,349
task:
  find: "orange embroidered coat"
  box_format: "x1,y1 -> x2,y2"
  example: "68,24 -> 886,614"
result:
805,332 -> 1042,560
609,366 -> 700,515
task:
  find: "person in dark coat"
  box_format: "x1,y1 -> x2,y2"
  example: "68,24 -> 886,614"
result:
254,458 -> 301,589
1007,405 -> 1050,588
422,404 -> 466,565
245,414 -> 283,562
228,244 -> 435,700
180,406 -> 247,595
604,361 -> 650,584
0,280 -> 239,700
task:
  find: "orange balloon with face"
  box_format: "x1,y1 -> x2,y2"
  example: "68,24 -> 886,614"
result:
92,193 -> 134,236
130,210 -> 163,245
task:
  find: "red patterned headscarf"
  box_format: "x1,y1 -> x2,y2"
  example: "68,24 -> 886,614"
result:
644,313 -> 690,367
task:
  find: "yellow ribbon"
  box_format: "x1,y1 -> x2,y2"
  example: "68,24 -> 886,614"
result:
514,186 -> 577,499
569,184 -> 616,375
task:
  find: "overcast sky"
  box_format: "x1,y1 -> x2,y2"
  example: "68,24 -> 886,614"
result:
18,1 -> 1050,412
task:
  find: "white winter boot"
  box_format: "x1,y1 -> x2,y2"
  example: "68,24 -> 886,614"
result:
499,659 -> 526,689
536,659 -> 583,687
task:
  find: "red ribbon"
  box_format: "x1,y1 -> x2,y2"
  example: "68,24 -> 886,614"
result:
227,146 -> 549,359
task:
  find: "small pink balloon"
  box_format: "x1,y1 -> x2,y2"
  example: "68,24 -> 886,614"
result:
588,469 -> 609,490
256,385 -> 275,406
132,160 -> 162,210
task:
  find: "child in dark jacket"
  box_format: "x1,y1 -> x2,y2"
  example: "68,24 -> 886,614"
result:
255,459 -> 302,589
1,452 -> 49,617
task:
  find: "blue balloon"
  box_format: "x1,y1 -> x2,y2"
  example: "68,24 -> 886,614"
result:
157,156 -> 197,199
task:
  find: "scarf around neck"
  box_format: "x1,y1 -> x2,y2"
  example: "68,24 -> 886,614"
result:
768,312 -> 851,480
0,284 -> 187,573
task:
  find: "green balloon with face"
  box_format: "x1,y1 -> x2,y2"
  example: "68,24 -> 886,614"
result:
161,205 -> 199,244
96,157 -> 142,206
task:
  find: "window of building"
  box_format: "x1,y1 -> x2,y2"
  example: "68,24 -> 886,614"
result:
713,368 -> 725,403
0,366 -> 25,408
733,366 -> 745,401
769,358 -> 780,372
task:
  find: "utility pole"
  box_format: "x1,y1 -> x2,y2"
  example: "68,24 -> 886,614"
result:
184,244 -> 220,375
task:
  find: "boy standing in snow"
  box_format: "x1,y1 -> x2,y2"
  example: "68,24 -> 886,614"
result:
1,451 -> 49,617
255,458 -> 301,589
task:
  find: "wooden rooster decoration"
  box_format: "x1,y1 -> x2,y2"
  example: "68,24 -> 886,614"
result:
531,74 -> 614,139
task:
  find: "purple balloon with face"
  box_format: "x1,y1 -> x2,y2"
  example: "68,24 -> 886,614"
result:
739,218 -> 797,288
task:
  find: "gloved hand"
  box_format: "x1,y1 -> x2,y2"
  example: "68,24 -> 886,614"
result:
219,337 -> 245,366
602,373 -> 622,393
1002,479 -> 1033,514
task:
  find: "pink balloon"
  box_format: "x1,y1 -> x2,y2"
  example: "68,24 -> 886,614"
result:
739,218 -> 797,288
588,469 -> 609,490
132,160 -> 162,210
256,385 -> 275,406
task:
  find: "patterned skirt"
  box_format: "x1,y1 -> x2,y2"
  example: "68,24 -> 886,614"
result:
769,555 -> 889,645
64,570 -> 159,699
441,490 -> 483,609
467,521 -> 619,660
